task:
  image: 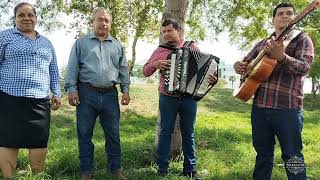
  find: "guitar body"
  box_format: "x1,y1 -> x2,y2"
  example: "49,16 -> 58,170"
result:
234,56 -> 277,102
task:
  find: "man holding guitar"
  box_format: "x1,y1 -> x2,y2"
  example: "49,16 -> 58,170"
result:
234,3 -> 314,180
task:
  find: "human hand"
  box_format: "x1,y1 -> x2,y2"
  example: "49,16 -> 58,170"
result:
233,61 -> 247,74
51,96 -> 61,110
265,36 -> 286,63
208,74 -> 218,85
154,60 -> 168,71
121,92 -> 130,105
68,92 -> 80,106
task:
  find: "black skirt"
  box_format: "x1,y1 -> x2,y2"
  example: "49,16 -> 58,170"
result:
0,90 -> 51,148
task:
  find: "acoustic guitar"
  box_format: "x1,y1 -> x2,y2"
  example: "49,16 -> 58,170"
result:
234,0 -> 320,102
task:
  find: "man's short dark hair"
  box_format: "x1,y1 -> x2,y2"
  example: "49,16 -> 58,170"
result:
273,3 -> 295,18
162,18 -> 180,30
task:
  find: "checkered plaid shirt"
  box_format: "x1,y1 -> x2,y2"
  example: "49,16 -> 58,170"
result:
143,40 -> 197,96
243,32 -> 314,109
0,28 -> 61,98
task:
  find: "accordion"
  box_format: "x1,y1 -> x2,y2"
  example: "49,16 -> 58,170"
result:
161,41 -> 220,100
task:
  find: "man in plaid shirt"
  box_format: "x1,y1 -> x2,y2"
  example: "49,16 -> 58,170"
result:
234,3 -> 314,180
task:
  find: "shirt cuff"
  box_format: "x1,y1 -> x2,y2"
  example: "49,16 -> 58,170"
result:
52,94 -> 61,98
52,89 -> 61,97
120,85 -> 129,93
279,54 -> 288,64
66,86 -> 78,94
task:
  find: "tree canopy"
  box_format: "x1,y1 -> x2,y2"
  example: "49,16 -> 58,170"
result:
0,0 -> 64,31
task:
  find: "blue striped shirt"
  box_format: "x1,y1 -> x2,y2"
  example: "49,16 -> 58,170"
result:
0,28 -> 61,98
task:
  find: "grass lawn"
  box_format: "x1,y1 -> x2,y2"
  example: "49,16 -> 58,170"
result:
3,83 -> 320,180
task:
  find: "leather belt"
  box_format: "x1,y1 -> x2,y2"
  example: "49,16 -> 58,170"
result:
82,83 -> 115,93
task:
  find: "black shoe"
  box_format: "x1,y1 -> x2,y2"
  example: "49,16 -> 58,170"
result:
182,171 -> 201,180
157,170 -> 168,177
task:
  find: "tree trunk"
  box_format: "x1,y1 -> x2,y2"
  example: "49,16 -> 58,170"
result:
155,0 -> 189,159
129,33 -> 139,76
159,0 -> 188,43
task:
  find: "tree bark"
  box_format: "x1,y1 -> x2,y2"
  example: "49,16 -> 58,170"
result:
155,0 -> 189,159
129,32 -> 139,76
159,0 -> 189,43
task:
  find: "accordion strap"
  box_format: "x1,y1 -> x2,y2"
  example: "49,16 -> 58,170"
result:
158,43 -> 179,50
182,40 -> 194,48
158,40 -> 194,50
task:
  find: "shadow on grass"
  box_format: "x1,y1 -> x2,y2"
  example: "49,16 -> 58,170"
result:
306,161 -> 320,180
303,110 -> 320,125
201,88 -> 252,113
196,127 -> 252,165
304,94 -> 320,111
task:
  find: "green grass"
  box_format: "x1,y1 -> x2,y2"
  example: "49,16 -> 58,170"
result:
2,84 -> 320,180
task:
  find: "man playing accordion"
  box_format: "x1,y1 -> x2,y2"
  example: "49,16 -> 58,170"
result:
143,18 -> 217,179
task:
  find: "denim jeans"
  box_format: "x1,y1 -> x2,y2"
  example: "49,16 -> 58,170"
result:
76,83 -> 121,173
157,93 -> 197,173
251,105 -> 306,180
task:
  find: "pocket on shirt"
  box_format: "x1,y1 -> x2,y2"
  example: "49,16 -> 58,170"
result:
36,47 -> 52,63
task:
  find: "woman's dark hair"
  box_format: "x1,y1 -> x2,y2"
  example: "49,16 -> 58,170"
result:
14,2 -> 36,17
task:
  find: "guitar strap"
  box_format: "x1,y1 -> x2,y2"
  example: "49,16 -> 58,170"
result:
283,30 -> 302,49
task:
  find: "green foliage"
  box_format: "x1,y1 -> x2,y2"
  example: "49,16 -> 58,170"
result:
128,0 -> 163,41
0,0 -> 14,28
0,0 -> 64,31
304,93 -> 320,110
228,75 -> 236,82
186,0 -> 208,41
309,60 -> 320,81
126,0 -> 163,74
53,0 -> 129,42
304,11 -> 320,84
34,0 -> 65,32
190,0 -> 319,50
52,0 -> 163,44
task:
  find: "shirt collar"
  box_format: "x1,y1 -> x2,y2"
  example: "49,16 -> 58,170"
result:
89,32 -> 113,41
12,27 -> 40,38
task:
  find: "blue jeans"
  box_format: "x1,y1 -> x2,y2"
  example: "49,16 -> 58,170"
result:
157,94 -> 197,173
251,105 -> 306,180
76,83 -> 121,173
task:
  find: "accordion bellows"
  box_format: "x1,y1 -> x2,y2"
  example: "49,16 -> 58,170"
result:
162,42 -> 220,100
